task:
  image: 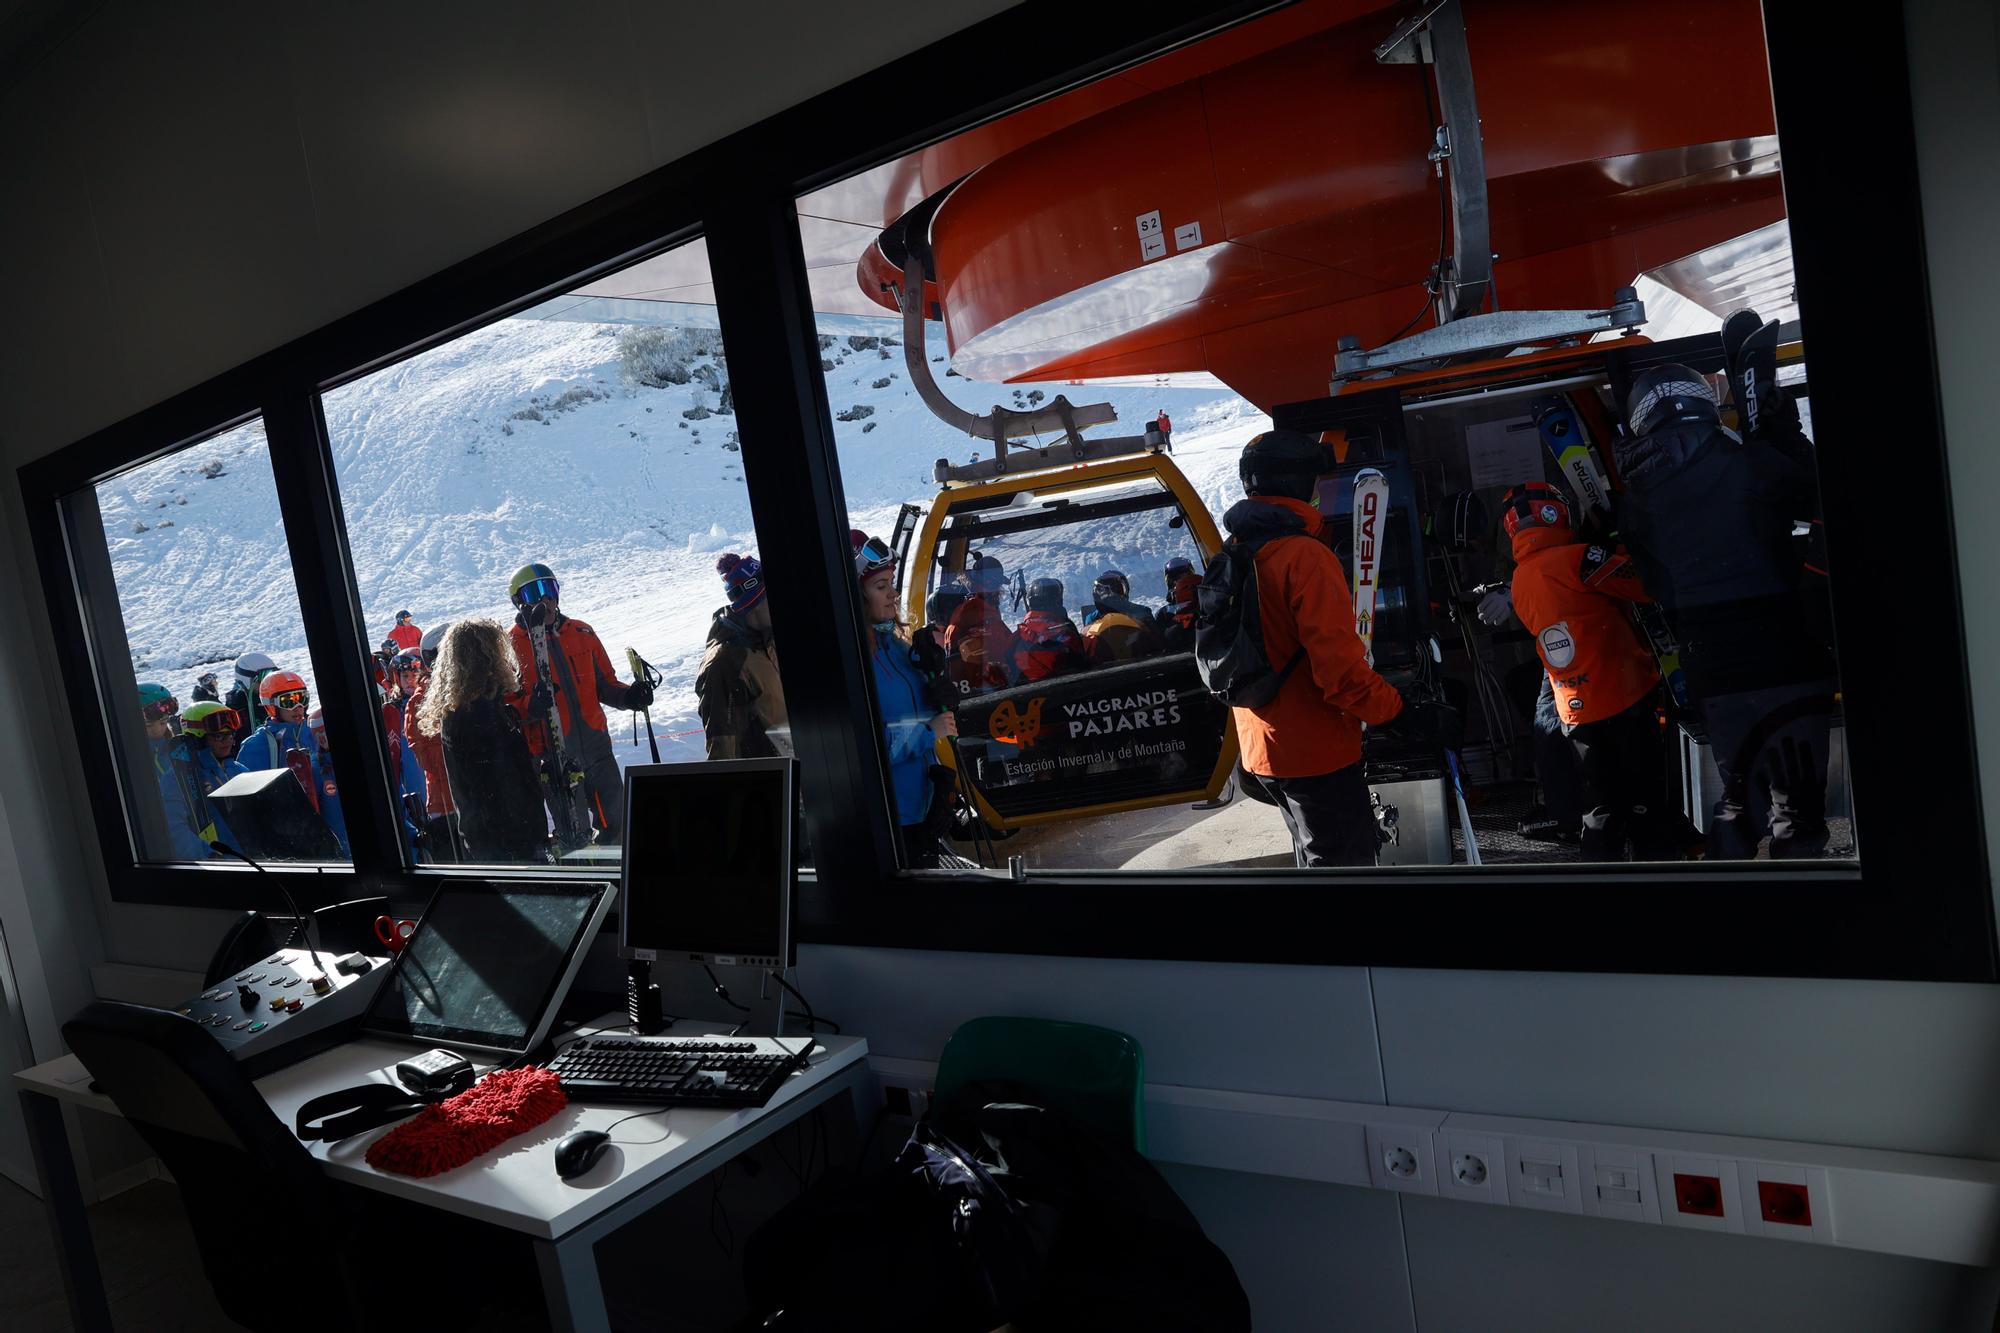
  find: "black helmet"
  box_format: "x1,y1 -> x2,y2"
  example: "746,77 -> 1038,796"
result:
1163,556 -> 1194,596
925,581 -> 969,625
1027,578 -> 1065,613
1239,429 -> 1335,502
1626,363 -> 1721,436
1092,570 -> 1129,600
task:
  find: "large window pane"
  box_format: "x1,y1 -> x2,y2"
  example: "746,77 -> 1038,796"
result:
323,237 -> 795,869
62,418 -> 352,865
799,0 -> 1854,873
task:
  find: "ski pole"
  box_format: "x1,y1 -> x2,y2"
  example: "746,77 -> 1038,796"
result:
1445,748 -> 1483,866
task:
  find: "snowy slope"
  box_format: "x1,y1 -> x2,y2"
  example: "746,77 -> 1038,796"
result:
99,312 -> 1268,767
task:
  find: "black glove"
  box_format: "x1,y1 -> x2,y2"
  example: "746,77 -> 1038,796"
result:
909,631 -> 947,678
626,680 -> 655,709
529,682 -> 554,716
1384,690 -> 1464,752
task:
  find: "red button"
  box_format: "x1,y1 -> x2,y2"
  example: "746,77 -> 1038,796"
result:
285,999 -> 303,1013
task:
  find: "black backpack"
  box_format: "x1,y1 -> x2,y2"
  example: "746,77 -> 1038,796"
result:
1195,535 -> 1307,708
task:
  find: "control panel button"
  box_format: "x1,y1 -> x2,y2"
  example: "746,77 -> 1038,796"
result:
232,1021 -> 252,1031
248,1021 -> 266,1033
270,998 -> 287,1012
309,975 -> 331,995
284,998 -> 303,1013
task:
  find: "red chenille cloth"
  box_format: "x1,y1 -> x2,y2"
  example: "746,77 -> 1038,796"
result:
365,1067 -> 568,1177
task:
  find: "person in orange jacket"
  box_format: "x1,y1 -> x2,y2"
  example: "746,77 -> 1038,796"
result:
944,554 -> 1016,682
1502,482 -> 1677,862
1225,431 -> 1405,866
505,563 -> 652,847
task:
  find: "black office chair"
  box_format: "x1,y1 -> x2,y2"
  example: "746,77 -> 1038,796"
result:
61,1001 -> 531,1333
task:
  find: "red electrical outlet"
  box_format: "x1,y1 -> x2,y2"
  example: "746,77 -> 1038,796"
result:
1674,1172 -> 1726,1217
1758,1180 -> 1813,1226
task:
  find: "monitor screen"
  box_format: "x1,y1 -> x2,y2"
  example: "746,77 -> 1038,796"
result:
362,881 -> 612,1055
620,758 -> 795,968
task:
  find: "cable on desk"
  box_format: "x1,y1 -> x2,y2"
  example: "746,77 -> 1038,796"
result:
603,1105 -> 675,1145
769,969 -> 841,1035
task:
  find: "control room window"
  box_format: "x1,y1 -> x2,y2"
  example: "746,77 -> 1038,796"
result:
322,236 -> 799,870
57,417 -> 353,866
797,0 -> 1856,873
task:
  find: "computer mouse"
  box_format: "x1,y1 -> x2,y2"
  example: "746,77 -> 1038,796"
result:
553,1129 -> 613,1179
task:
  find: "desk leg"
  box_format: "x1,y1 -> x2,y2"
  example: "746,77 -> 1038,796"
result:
20,1089 -> 113,1333
534,1232 -> 611,1333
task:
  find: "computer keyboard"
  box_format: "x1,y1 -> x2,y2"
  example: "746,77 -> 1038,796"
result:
546,1034 -> 811,1108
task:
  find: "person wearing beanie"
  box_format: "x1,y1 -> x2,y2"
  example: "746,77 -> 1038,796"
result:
697,552 -> 790,760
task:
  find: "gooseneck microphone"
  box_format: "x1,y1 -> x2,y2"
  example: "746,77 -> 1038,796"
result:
209,840 -> 331,982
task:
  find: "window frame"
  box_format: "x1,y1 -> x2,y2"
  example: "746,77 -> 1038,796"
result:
17,2 -> 1994,979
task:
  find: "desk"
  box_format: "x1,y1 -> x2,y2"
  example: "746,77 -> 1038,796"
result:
16,1017 -> 868,1333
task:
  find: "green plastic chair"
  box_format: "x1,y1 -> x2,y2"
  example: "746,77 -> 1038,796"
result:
932,1016 -> 1147,1154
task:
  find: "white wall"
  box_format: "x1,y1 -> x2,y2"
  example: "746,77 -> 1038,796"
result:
3,1 -> 1999,1327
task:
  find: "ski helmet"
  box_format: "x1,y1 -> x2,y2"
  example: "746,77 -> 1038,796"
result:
1163,556 -> 1194,595
851,532 -> 896,582
1625,363 -> 1721,436
925,580 -> 968,626
1093,570 -> 1130,601
1027,578 -> 1066,613
395,609 -> 414,623
137,681 -> 177,722
1239,429 -> 1335,502
967,554 -> 1006,597
509,563 -> 560,608
235,651 -> 275,675
1500,482 -> 1573,540
259,669 -> 309,709
391,646 -> 424,673
716,552 -> 767,612
196,671 -> 218,690
419,621 -> 451,666
180,701 -> 239,738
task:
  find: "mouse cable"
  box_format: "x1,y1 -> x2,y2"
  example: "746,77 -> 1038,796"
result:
603,1105 -> 675,1144
702,963 -> 753,1015
768,970 -> 842,1035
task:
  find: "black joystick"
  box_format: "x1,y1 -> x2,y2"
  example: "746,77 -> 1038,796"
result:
237,985 -> 259,1008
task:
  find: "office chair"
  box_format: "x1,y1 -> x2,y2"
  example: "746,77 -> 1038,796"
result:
61,1001 -> 527,1333
932,1016 -> 1148,1153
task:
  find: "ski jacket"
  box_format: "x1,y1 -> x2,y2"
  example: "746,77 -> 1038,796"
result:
945,597 -> 1015,678
1612,421 -> 1830,693
1011,611 -> 1088,683
1508,533 -> 1661,726
696,610 -> 790,760
1222,496 -> 1402,779
308,747 -> 349,859
382,696 -> 428,809
224,683 -> 260,749
188,746 -> 245,849
442,694 -> 550,863
945,656 -> 1009,699
387,622 -> 422,651
509,612 -> 639,752
151,738 -> 212,860
1083,593 -> 1161,665
404,677 -> 455,815
237,719 -> 312,773
871,627 -> 937,827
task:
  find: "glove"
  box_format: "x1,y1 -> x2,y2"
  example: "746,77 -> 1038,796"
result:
529,682 -> 554,716
626,680 -> 654,709
909,632 -> 947,678
1476,587 -> 1514,628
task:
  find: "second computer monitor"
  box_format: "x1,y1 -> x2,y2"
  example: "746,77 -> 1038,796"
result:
619,757 -> 796,970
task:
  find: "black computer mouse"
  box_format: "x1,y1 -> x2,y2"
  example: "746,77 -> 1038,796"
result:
553,1129 -> 612,1179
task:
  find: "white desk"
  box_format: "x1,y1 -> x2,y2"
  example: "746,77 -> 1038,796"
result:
15,1017 -> 869,1333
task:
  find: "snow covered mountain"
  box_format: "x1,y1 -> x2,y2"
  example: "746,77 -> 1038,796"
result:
98,309 -> 1269,769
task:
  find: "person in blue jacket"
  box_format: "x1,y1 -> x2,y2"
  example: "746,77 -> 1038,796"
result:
178,701 -> 245,848
140,682 -> 211,860
304,710 -> 350,858
854,530 -> 957,867
237,669 -> 314,771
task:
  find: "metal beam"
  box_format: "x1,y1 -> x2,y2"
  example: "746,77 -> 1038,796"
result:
1425,0 -> 1491,323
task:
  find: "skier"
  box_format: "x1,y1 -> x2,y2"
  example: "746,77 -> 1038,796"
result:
923,579 -> 969,653
1502,482 -> 1677,861
697,553 -> 791,760
224,651 -> 276,749
387,609 -> 422,652
944,554 -> 1016,681
191,671 -> 221,703
1082,570 -> 1161,664
237,670 -> 313,772
140,682 -> 210,860
856,532 -> 957,868
505,562 -> 653,847
943,624 -> 1009,698
1153,408 -> 1174,452
1222,430 -> 1406,867
384,645 -> 430,858
178,701 -> 245,848
1010,579 -> 1089,682
419,620 -> 552,863
407,623 -> 462,861
1157,556 -> 1196,633
304,710 -> 349,858
1613,358 -> 1835,858
1159,571 -> 1201,654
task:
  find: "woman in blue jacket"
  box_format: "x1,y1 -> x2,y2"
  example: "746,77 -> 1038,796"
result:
855,532 -> 957,867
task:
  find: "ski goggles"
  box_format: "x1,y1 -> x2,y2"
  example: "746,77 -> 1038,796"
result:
268,689 -> 310,711
141,696 -> 179,723
185,708 -> 242,737
391,650 -> 424,672
513,576 -> 560,607
854,536 -> 897,580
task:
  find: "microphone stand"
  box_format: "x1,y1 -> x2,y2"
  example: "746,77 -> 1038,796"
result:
209,841 -> 332,981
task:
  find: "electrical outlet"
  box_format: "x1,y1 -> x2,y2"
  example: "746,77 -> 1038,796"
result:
1738,1161 -> 1832,1243
1435,1130 -> 1507,1205
1366,1121 -> 1441,1194
1579,1145 -> 1660,1224
1505,1138 -> 1582,1214
1655,1154 -> 1743,1233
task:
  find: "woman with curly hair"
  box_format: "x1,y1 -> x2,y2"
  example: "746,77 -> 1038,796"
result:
417,619 -> 550,863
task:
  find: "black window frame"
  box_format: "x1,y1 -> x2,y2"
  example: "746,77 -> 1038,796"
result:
18,2 -> 1993,979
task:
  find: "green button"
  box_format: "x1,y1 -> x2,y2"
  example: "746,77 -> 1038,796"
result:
248,1022 -> 266,1033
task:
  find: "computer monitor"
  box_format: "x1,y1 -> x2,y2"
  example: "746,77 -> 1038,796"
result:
619,758 -> 796,970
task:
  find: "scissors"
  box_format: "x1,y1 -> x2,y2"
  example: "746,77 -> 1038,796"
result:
374,914 -> 417,955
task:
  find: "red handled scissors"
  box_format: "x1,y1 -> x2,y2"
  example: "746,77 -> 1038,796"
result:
374,915 -> 417,955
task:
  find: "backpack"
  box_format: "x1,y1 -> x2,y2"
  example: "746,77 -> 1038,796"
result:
1195,535 -> 1307,708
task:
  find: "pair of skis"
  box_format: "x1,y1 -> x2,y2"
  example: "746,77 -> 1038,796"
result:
530,620 -> 588,851
1351,468 -> 1482,865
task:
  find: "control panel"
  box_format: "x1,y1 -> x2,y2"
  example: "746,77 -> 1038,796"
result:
175,947 -> 389,1076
